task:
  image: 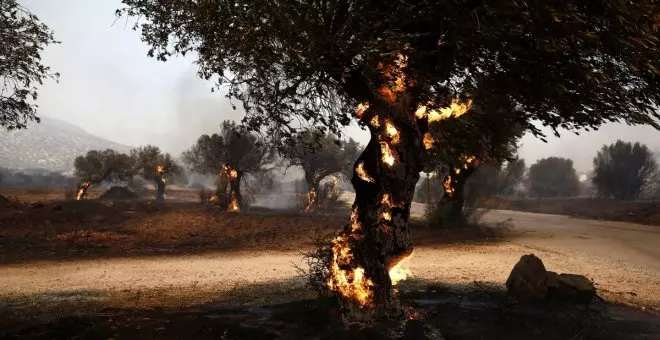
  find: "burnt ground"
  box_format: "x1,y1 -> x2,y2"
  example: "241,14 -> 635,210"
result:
1,282 -> 659,340
1,190 -> 659,339
0,197 -> 504,265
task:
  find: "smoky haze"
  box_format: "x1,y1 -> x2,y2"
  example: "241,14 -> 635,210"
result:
13,0 -> 660,176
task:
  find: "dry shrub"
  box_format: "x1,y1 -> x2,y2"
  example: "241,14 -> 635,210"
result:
63,187 -> 75,201
296,233 -> 335,297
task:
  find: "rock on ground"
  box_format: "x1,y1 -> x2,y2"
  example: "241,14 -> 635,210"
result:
507,254 -> 597,303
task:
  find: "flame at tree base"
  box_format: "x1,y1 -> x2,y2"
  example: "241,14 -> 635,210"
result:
228,192 -> 240,212
304,188 -> 317,213
75,182 -> 92,200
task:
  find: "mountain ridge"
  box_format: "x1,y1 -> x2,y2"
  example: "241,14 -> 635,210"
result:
0,116 -> 133,172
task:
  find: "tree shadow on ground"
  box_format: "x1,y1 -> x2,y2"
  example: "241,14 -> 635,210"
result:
1,278 -> 659,340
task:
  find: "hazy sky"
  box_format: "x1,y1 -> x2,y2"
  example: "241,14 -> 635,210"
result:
21,0 -> 660,172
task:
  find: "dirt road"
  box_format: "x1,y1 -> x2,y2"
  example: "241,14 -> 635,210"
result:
0,208 -> 658,312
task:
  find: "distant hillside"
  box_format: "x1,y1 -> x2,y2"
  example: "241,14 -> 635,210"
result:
0,117 -> 132,172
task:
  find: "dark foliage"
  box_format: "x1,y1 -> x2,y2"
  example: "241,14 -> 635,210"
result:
74,149 -> 135,184
118,0 -> 660,142
592,140 -> 658,200
1,0 -> 59,130
528,157 -> 581,198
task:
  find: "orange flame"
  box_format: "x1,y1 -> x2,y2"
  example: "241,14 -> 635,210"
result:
370,115 -> 380,128
304,188 -> 317,212
75,181 -> 92,200
389,252 -> 413,286
423,133 -> 435,150
426,98 -> 474,123
223,165 -> 241,212
355,161 -> 375,183
156,164 -> 167,184
350,207 -> 361,232
356,102 -> 369,118
380,193 -> 394,222
380,142 -> 396,167
228,191 -> 240,212
327,234 -> 374,307
384,120 -> 400,144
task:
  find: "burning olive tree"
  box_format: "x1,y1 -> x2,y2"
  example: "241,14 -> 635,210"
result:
118,0 -> 660,321
183,120 -> 275,211
1,0 -> 59,130
73,149 -> 134,200
282,129 -> 360,212
131,145 -> 182,200
425,97 -> 525,225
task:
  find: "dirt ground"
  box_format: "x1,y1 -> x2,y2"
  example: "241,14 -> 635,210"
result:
1,189 -> 659,339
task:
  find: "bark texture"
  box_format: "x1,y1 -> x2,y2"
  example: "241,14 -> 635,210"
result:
342,105 -> 424,320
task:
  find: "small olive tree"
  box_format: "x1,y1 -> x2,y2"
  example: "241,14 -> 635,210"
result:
131,145 -> 182,200
183,120 -> 275,210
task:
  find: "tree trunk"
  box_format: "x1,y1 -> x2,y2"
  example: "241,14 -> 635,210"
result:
215,173 -> 229,209
230,172 -> 243,209
436,159 -> 480,227
332,114 -> 423,322
156,180 -> 165,201
304,176 -> 320,212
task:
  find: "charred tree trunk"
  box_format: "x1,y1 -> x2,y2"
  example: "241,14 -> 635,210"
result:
334,108 -> 424,321
304,174 -> 321,212
156,180 -> 166,201
215,173 -> 229,209
229,172 -> 243,210
436,159 -> 480,227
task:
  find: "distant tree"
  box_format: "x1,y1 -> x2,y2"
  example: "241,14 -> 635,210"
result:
425,102 -> 525,224
282,129 -> 359,211
1,1 -> 59,130
498,158 -> 527,197
528,157 -> 580,198
131,145 -> 182,200
119,0 -> 660,317
73,149 -> 135,199
182,120 -> 274,210
592,140 -> 658,200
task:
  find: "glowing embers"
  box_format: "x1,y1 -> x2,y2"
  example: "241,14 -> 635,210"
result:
304,187 -> 317,213
416,98 -> 474,123
75,181 -> 92,200
327,234 -> 374,307
355,161 -> 375,183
